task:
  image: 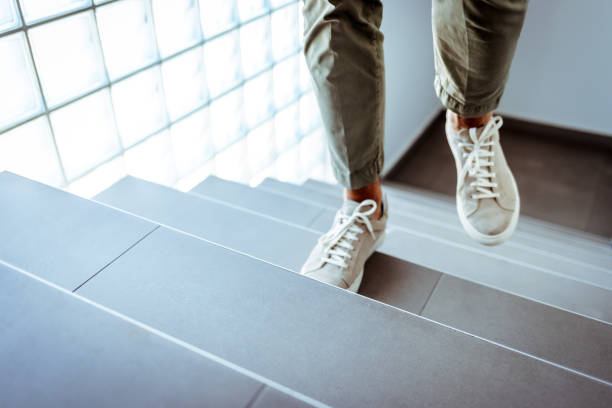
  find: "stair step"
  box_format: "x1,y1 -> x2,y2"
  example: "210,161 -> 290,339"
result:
3,174 -> 610,406
0,171 -> 157,290
262,178 -> 612,269
0,263 -> 315,407
97,176 -> 612,382
95,176 -> 319,272
194,177 -> 612,291
76,225 -> 612,407
188,176 -> 612,325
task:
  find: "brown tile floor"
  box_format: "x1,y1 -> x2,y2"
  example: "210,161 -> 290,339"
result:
386,112 -> 612,237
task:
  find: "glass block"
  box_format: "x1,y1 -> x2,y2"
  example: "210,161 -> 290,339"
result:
50,89 -> 121,180
175,159 -> 215,191
272,54 -> 299,108
240,15 -> 271,78
299,128 -> 325,174
237,0 -> 268,22
271,4 -> 299,61
246,119 -> 275,173
214,138 -> 249,183
275,143 -> 301,182
29,12 -> 106,107
125,130 -> 178,186
274,103 -> 298,152
298,54 -> 312,92
203,31 -> 242,98
270,0 -> 294,7
249,161 -> 276,187
170,107 -> 215,177
210,88 -> 245,151
299,91 -> 321,134
309,159 -> 335,183
0,0 -> 20,33
243,71 -> 273,129
96,0 -> 158,80
152,0 -> 202,58
111,66 -> 168,148
161,45 -> 208,120
67,155 -> 125,198
93,0 -> 112,4
297,0 -> 304,44
0,33 -> 43,130
0,117 -> 64,186
199,0 -> 238,39
20,0 -> 90,24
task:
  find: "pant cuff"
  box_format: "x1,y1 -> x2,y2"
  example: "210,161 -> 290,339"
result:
332,153 -> 383,190
434,75 -> 500,118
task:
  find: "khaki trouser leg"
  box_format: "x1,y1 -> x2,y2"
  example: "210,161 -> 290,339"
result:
433,0 -> 529,117
302,0 -> 385,189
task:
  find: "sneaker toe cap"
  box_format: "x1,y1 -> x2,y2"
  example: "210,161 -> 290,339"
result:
302,266 -> 348,289
467,205 -> 514,236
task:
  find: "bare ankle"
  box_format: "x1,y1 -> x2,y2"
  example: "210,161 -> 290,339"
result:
447,110 -> 493,131
345,177 -> 383,219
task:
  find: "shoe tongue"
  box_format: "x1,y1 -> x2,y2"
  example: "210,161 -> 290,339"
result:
341,199 -> 361,216
457,125 -> 484,141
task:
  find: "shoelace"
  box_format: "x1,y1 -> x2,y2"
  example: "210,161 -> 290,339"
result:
319,199 -> 377,268
455,116 -> 503,200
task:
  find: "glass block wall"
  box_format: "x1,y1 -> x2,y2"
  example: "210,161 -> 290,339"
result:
0,0 -> 335,198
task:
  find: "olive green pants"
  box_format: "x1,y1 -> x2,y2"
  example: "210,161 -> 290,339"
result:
302,0 -> 528,189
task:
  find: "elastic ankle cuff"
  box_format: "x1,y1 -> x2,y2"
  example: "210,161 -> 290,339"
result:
434,75 -> 500,118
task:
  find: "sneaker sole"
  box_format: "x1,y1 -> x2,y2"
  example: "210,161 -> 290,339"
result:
347,231 -> 387,293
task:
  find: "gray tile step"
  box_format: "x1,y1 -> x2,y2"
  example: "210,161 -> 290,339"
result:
0,262 -> 318,408
194,177 -> 612,290
261,178 -> 612,269
0,171 -> 157,291
76,226 -> 612,408
95,176 -> 319,272
97,176 -> 612,381
307,178 -> 612,252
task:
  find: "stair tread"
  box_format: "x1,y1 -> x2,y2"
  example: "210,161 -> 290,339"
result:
0,263 -> 276,408
0,171 -> 157,290
77,226 -> 612,408
98,176 -> 612,382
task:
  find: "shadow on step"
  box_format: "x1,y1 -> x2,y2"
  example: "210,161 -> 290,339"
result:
360,252 -> 442,315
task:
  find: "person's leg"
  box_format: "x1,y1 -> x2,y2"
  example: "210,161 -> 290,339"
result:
300,0 -> 387,291
432,0 -> 528,245
432,0 -> 528,120
303,0 -> 385,209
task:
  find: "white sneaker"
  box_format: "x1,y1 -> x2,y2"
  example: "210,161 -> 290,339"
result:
300,195 -> 388,292
446,112 -> 520,245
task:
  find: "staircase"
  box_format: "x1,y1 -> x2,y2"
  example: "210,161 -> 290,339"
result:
1,170 -> 611,407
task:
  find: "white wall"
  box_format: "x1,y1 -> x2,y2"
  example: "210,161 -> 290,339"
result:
499,0 -> 612,136
381,0 -> 440,173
